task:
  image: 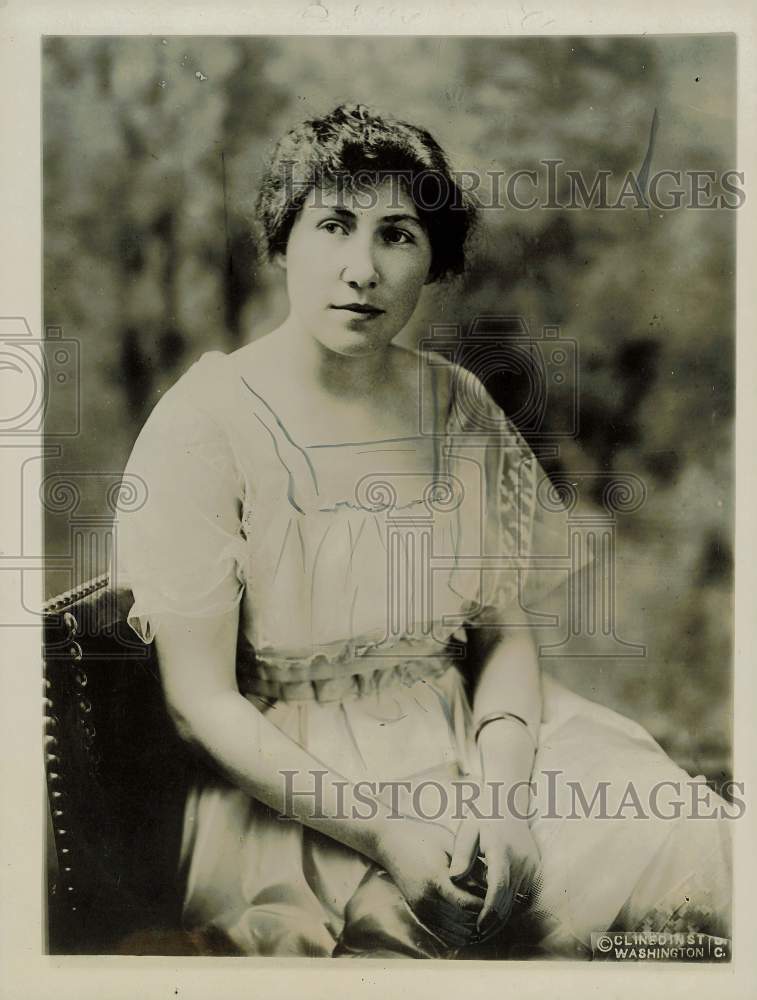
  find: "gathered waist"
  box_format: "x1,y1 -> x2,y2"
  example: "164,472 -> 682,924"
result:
237,650 -> 458,704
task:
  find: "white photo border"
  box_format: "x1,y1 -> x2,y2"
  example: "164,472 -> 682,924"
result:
1,1 -> 755,998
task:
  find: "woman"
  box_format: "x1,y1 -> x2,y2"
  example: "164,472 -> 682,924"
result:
115,103 -> 731,959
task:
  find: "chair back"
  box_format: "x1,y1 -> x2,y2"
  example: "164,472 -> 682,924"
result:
44,575 -> 195,953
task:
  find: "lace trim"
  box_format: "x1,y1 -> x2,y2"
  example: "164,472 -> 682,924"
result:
241,626 -> 467,679
240,657 -> 455,704
480,419 -> 539,613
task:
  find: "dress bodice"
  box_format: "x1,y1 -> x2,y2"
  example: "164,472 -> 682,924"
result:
114,348 -> 578,697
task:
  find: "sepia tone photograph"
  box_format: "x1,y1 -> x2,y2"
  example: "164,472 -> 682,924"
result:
30,28 -> 741,969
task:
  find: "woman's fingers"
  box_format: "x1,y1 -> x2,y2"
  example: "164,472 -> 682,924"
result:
476,852 -> 512,931
439,878 -> 486,914
448,819 -> 479,880
476,856 -> 538,943
455,826 -> 542,943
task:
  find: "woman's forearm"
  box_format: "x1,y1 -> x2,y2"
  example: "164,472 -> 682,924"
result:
472,625 -> 541,734
155,609 -> 403,865
177,687 -> 397,863
470,617 -> 542,801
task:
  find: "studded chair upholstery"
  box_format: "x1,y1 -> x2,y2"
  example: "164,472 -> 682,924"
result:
43,574 -> 198,954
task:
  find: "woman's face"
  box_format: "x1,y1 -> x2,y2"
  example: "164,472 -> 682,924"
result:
277,178 -> 434,356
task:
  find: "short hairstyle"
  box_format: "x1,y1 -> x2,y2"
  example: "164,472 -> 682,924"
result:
254,102 -> 479,283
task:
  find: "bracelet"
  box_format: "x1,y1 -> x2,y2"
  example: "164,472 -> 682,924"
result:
474,711 -> 537,751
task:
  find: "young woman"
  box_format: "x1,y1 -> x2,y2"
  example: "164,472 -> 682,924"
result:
115,103 -> 732,959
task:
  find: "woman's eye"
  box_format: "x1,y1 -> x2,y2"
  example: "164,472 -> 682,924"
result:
319,221 -> 348,235
384,228 -> 414,246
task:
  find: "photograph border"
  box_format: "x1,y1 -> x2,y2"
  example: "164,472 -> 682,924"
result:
1,1 -> 756,997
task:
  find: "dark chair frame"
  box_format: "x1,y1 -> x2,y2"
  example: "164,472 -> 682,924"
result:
43,573 -> 199,954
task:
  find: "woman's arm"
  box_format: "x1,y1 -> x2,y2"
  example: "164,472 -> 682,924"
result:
156,604 -> 391,861
155,605 -> 484,944
466,606 -> 541,810
450,607 -> 542,935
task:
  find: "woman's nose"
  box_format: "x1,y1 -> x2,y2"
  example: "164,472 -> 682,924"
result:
340,240 -> 379,289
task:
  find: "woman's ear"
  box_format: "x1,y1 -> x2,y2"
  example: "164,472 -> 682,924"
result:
273,251 -> 287,272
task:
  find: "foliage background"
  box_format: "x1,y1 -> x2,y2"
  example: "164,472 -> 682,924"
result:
43,35 -> 735,776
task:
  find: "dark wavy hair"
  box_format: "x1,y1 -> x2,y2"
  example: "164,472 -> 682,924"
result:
254,103 -> 479,283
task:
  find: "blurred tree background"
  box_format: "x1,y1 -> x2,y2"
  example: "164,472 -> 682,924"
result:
43,35 -> 735,777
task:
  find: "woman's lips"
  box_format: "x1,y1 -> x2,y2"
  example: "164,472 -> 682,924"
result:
331,303 -> 385,316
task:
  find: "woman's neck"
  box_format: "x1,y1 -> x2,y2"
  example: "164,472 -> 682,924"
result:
269,318 -> 400,402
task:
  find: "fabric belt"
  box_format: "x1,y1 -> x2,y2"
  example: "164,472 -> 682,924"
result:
237,655 -> 455,704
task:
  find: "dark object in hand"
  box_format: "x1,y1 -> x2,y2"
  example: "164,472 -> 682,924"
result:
450,853 -> 488,899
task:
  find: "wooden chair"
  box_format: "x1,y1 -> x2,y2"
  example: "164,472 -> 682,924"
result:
43,574 -> 199,954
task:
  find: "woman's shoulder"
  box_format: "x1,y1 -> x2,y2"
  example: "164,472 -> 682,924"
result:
124,352 -> 245,493
130,350 -> 237,456
392,342 -> 461,405
398,344 -> 507,432
171,348 -> 231,397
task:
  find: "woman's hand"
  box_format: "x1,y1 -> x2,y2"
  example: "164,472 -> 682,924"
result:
462,610 -> 543,944
374,816 -> 485,948
450,810 -> 541,941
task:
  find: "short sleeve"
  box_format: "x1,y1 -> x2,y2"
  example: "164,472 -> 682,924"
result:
448,365 -> 592,623
487,411 -> 579,618
109,380 -> 247,645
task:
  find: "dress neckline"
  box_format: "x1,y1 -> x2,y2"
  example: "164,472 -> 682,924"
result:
217,351 -> 457,453
305,434 -> 432,449
197,349 -> 459,513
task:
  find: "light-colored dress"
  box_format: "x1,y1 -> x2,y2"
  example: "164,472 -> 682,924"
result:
113,348 -> 732,959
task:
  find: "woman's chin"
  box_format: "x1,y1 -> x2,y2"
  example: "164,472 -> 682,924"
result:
313,327 -> 393,357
